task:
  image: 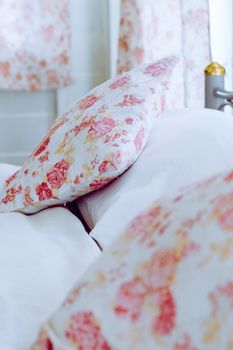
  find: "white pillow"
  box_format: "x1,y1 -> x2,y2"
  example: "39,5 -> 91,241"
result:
0,206 -> 100,350
77,108 -> 233,246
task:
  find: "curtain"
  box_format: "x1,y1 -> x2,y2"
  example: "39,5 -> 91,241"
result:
117,0 -> 211,107
0,0 -> 72,91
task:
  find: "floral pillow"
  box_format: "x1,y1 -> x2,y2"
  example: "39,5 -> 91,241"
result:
31,167 -> 233,349
0,55 -> 180,213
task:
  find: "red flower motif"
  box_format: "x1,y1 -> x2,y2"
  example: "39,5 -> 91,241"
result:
144,56 -> 178,77
125,117 -> 134,125
65,311 -> 111,350
23,186 -> 34,207
35,182 -> 53,201
116,94 -> 145,107
152,290 -> 176,335
88,118 -> 116,138
213,193 -> 233,231
109,76 -> 130,89
5,170 -> 19,186
74,173 -> 84,185
114,278 -> 145,322
126,205 -> 163,242
90,178 -> 112,191
225,171 -> 233,182
143,250 -> 177,290
1,186 -> 22,204
175,334 -> 197,350
134,126 -> 145,153
39,151 -> 49,164
33,136 -> 50,157
99,160 -> 116,173
31,329 -> 54,350
79,95 -> 99,110
47,159 -> 69,189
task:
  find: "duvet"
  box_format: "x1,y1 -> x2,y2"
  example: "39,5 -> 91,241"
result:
2,107 -> 233,349
0,164 -> 100,350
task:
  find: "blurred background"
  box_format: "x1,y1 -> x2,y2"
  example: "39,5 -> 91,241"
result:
0,0 -> 231,165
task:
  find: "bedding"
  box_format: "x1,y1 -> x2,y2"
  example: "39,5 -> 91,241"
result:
0,55 -> 180,214
0,163 -> 20,187
31,164 -> 233,350
0,192 -> 100,349
78,108 -> 233,243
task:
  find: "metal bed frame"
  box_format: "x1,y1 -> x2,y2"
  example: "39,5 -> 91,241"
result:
205,62 -> 233,111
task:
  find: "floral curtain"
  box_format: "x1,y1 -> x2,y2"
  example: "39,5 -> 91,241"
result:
118,0 -> 211,107
0,0 -> 72,91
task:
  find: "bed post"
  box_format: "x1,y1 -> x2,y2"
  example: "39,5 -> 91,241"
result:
205,62 -> 233,111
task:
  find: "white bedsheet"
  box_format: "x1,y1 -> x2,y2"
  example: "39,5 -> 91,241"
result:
0,164 -> 100,350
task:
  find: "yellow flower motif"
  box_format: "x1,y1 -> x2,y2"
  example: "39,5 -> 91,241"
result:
203,318 -> 220,344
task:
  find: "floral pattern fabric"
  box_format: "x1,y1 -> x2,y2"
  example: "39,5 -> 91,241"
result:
32,166 -> 233,349
0,55 -> 180,213
0,0 -> 72,90
118,0 -> 211,107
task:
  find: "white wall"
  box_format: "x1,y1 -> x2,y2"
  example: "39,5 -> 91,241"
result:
0,0 -> 110,165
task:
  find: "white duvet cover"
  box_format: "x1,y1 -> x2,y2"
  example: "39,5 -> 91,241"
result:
0,164 -> 100,350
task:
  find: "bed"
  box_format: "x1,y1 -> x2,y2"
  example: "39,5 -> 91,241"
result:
1,106 -> 233,349
1,54 -> 233,348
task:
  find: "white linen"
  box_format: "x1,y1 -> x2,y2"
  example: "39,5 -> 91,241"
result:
85,108 -> 233,247
0,202 -> 100,349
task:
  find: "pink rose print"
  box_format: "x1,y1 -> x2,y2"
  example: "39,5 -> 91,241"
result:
39,151 -> 49,164
116,94 -> 145,107
23,186 -> 34,207
213,193 -> 233,231
47,159 -> 69,189
33,136 -> 50,157
126,205 -> 164,242
152,290 -> 176,335
133,47 -> 144,64
115,278 -> 145,322
5,170 -> 19,186
90,178 -> 112,191
143,250 -> 178,290
35,182 -> 53,201
144,57 -> 177,77
225,171 -> 233,183
31,329 -> 54,350
79,95 -> 99,110
218,282 -> 233,308
174,334 -> 197,350
185,9 -> 209,34
217,209 -> 233,232
99,160 -> 116,174
88,118 -> 116,138
114,248 -> 178,334
65,311 -> 111,350
0,61 -> 10,77
134,126 -> 145,153
1,186 -> 22,205
109,75 -> 130,89
125,117 -> 133,125
207,281 -> 233,337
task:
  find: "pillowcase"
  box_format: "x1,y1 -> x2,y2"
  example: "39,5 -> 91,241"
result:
0,163 -> 20,188
0,206 -> 100,350
77,108 -> 233,231
0,55 -> 180,214
31,166 -> 233,350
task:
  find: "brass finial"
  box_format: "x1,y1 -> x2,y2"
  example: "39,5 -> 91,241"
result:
204,62 -> 225,76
